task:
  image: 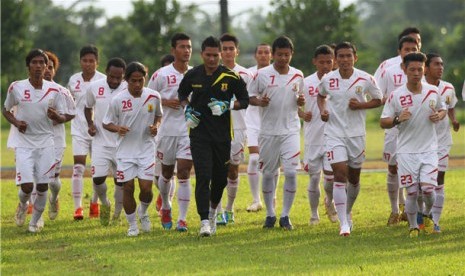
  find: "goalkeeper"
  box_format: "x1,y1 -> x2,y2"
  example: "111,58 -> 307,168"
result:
177,36 -> 249,237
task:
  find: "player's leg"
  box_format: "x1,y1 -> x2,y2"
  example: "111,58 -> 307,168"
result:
117,159 -> 138,236
92,147 -> 114,225
175,157 -> 192,232
14,148 -> 35,226
246,127 -> 262,211
304,145 -> 322,225
49,147 -> 64,220
418,151 -> 439,234
322,152 -> 336,223
259,135 -> 280,228
432,146 -> 450,232
137,175 -> 154,233
383,133 -> 401,225
159,163 -> 175,230
346,136 -> 366,230
71,136 -> 90,220
225,130 -> 245,223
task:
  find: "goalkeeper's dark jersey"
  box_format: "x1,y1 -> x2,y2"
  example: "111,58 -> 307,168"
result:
178,64 -> 249,142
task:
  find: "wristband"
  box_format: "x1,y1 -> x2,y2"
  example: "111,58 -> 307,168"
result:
230,100 -> 235,110
393,116 -> 400,126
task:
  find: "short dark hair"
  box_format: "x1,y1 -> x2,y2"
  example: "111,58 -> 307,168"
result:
106,57 -> 126,71
45,51 -> 59,71
80,45 -> 99,60
171,33 -> 190,48
160,54 -> 174,67
425,53 -> 441,67
125,62 -> 147,80
314,45 -> 334,58
254,43 -> 271,54
403,52 -> 427,68
398,27 -> 421,41
26,49 -> 49,67
334,42 -> 357,56
219,33 -> 239,47
398,36 -> 418,51
201,36 -> 221,52
272,36 -> 294,54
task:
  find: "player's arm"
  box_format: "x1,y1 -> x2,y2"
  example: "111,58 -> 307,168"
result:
232,78 -> 249,110
448,108 -> 460,132
150,115 -> 162,136
2,106 -> 27,133
317,94 -> 329,122
84,107 -> 96,136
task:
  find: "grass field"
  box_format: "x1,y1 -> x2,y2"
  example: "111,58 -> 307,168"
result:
1,171 -> 465,275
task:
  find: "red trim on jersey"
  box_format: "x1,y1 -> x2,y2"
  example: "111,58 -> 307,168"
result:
441,86 -> 453,96
427,168 -> 439,175
43,162 -> 58,176
286,74 -> 303,85
421,90 -> 438,104
142,94 -> 159,106
438,154 -> 449,161
289,151 -> 301,159
347,77 -> 367,90
238,71 -> 248,76
38,87 -> 59,102
145,163 -> 155,170
355,150 -> 365,158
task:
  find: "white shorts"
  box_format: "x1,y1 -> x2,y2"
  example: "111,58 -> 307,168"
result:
397,151 -> 438,187
303,144 -> 332,174
258,133 -> 300,174
230,129 -> 246,165
156,136 -> 192,166
437,145 -> 451,171
116,156 -> 155,182
324,135 -> 365,169
72,135 -> 92,156
246,127 -> 260,148
382,133 -> 397,166
54,147 -> 65,175
15,147 -> 56,185
92,146 -> 117,178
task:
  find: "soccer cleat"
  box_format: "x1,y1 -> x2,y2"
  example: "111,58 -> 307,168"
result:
48,196 -> 59,220
224,211 -> 235,224
423,215 -> 434,234
310,217 -> 320,226
339,224 -> 351,236
433,224 -> 441,234
28,224 -> 42,233
263,216 -> 277,229
140,214 -> 152,232
387,212 -> 400,226
209,213 -> 217,235
409,228 -> 420,238
246,202 -> 263,212
417,212 -> 425,230
279,216 -> 293,230
100,202 -> 111,226
155,194 -> 162,212
27,202 -> 33,215
161,209 -> 172,230
216,212 -> 227,226
15,203 -> 28,226
324,197 -> 338,223
199,220 -> 211,237
89,202 -> 99,218
399,204 -> 408,222
74,207 -> 84,220
127,226 -> 140,237
176,220 -> 188,232
36,215 -> 45,229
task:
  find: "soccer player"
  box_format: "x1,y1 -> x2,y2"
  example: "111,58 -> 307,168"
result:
85,57 -> 127,226
147,33 -> 193,231
178,36 -> 249,237
68,45 -> 106,220
380,52 -> 446,238
249,35 -> 305,231
214,33 -> 254,225
3,49 -> 67,233
424,53 -> 460,233
103,62 -> 162,236
160,54 -> 175,67
317,42 -> 383,236
301,45 -> 337,225
377,36 -> 419,226
245,43 -> 273,212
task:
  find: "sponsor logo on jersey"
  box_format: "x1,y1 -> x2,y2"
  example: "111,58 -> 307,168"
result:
192,84 -> 202,88
221,83 -> 228,91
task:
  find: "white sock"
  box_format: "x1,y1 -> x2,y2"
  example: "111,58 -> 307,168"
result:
274,169 -> 280,206
177,179 -> 191,221
333,181 -> 347,225
158,175 -> 172,210
138,200 -> 151,217
72,164 -> 85,209
49,177 -> 61,203
31,190 -> 47,225
91,183 -> 99,204
398,187 -> 405,205
247,153 -> 261,203
421,185 -> 435,216
346,182 -> 360,216
114,184 -> 124,217
126,211 -> 137,228
30,185 -> 37,205
94,182 -> 109,205
18,189 -> 31,205
216,199 -> 223,213
281,171 -> 297,217
226,177 -> 239,212
432,185 -> 444,225
417,192 -> 424,214
169,178 -> 176,201
307,173 -> 320,219
387,173 -> 399,213
209,206 -> 217,218
323,174 -> 334,203
262,173 -> 275,217
405,185 -> 419,229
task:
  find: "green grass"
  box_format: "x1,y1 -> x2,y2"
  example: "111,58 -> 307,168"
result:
2,171 -> 465,274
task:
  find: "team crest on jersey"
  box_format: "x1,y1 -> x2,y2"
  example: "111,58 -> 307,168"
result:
355,86 -> 363,95
221,83 -> 228,91
445,96 -> 451,105
148,104 -> 154,112
292,83 -> 299,92
429,100 -> 436,110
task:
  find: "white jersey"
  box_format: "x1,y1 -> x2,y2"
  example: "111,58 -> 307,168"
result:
435,80 -> 457,146
381,83 -> 446,153
53,85 -> 76,148
231,64 -> 253,130
4,79 -> 65,148
103,88 -> 162,158
86,78 -> 127,147
249,64 -> 304,135
245,65 -> 261,130
462,80 -> 465,102
374,55 -> 402,82
68,71 -> 106,139
303,72 -> 325,146
318,68 -> 382,138
147,63 -> 191,137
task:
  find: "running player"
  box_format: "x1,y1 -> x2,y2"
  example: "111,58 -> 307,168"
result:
317,42 -> 383,236
147,33 -> 193,231
103,62 -> 162,236
85,57 -> 127,226
68,45 -> 106,220
380,52 -> 446,237
249,36 -> 305,230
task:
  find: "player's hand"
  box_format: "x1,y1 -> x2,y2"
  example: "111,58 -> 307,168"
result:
258,94 -> 270,107
208,98 -> 229,116
348,98 -> 361,110
118,126 -> 130,137
47,107 -> 60,121
88,124 -> 97,136
149,124 -> 158,136
452,120 -> 460,132
164,99 -> 181,109
299,110 -> 312,122
429,111 -> 443,123
15,120 -> 28,133
399,108 -> 411,122
320,110 -> 329,122
297,94 -> 305,107
184,105 -> 201,129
